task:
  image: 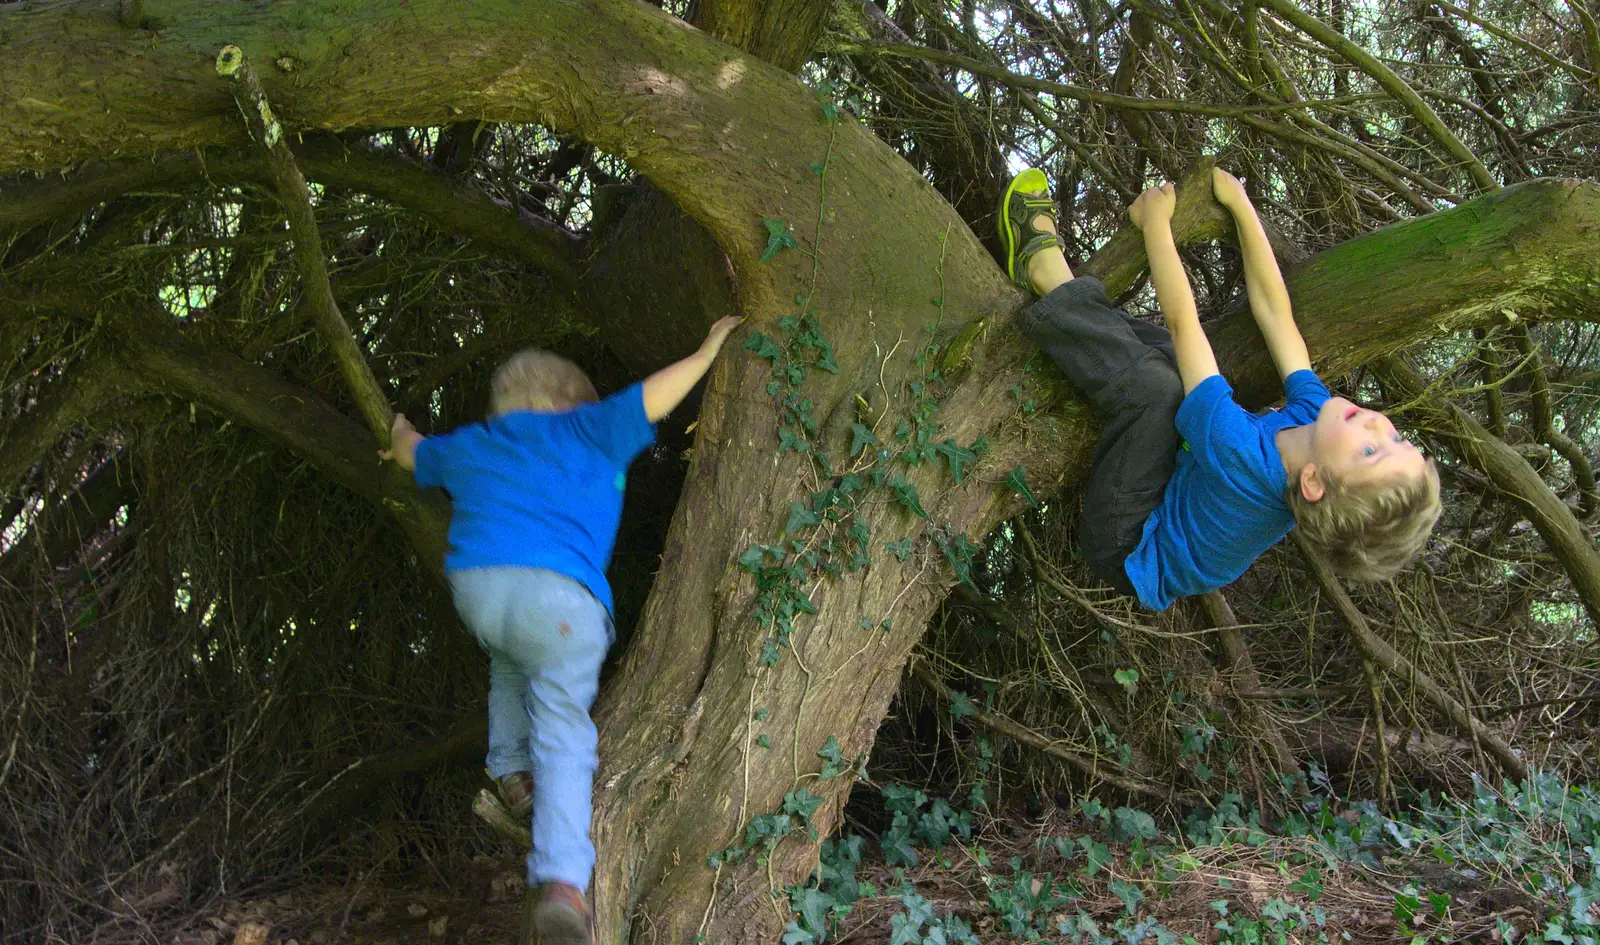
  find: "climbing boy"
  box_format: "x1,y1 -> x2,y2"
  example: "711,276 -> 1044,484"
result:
999,167 -> 1439,611
379,315 -> 742,944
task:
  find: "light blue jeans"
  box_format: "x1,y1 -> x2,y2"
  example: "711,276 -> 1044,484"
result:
448,567 -> 612,892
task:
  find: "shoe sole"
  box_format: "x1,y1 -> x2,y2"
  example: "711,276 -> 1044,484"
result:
998,168 -> 1050,286
534,903 -> 590,945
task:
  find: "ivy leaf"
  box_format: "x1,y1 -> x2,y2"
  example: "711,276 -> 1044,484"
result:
1113,807 -> 1159,841
757,734 -> 770,749
1004,464 -> 1039,509
934,440 -> 978,485
759,638 -> 781,667
1109,878 -> 1146,914
783,787 -> 825,824
1113,667 -> 1140,694
949,690 -> 978,721
744,330 -> 783,361
782,920 -> 815,945
737,544 -> 765,573
818,735 -> 845,778
792,887 -> 833,933
888,912 -> 921,945
760,217 -> 798,263
850,423 -> 879,458
785,501 -> 822,536
888,475 -> 928,518
885,537 -> 913,561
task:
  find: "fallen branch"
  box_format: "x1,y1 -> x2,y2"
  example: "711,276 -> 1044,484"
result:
1293,532 -> 1528,782
910,658 -> 1182,803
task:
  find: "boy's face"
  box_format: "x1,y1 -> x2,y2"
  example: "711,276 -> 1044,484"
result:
1306,397 -> 1427,494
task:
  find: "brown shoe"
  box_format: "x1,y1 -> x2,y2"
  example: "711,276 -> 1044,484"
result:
497,771 -> 534,819
528,882 -> 593,945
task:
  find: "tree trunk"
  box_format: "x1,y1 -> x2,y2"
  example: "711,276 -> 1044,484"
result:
8,3 -> 1600,942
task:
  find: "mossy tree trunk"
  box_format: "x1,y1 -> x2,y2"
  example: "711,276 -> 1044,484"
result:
6,2 -> 1600,942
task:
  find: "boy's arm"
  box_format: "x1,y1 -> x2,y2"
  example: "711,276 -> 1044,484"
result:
642,316 -> 744,422
378,413 -> 424,472
1129,183 -> 1218,393
1213,168 -> 1312,380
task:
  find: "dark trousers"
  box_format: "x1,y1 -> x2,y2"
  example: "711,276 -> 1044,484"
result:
1018,277 -> 1183,595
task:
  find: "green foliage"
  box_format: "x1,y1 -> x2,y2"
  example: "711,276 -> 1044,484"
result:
761,217 -> 798,263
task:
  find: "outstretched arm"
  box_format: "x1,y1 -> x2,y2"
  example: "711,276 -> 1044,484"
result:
1130,183 -> 1218,393
1213,168 -> 1312,380
642,316 -> 744,421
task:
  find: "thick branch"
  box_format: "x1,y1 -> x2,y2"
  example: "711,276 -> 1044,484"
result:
1257,0 -> 1499,191
1294,532 -> 1528,782
215,46 -> 392,441
109,303 -> 449,574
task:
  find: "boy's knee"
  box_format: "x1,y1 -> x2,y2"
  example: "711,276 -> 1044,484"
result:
1125,354 -> 1183,413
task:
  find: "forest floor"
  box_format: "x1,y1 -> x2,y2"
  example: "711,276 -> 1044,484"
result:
139,782 -> 1574,945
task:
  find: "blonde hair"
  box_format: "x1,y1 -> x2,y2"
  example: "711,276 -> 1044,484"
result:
1288,458 -> 1442,581
489,349 -> 597,415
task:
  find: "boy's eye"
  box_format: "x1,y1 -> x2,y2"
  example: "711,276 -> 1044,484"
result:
1393,435 -> 1405,443
1362,445 -> 1377,457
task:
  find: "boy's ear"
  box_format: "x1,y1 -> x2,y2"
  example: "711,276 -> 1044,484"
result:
1299,463 -> 1326,503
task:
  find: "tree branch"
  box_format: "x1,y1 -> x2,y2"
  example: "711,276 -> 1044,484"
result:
1373,356 -> 1600,628
1510,325 -> 1598,519
0,355 -> 123,501
1293,532 -> 1529,783
1257,0 -> 1499,191
216,45 -> 393,441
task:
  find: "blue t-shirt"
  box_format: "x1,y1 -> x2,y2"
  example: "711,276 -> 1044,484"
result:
412,383 -> 656,614
1124,369 -> 1329,611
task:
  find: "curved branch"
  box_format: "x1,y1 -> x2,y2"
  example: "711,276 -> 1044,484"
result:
0,141 -> 583,288
1511,326 -> 1598,519
1257,0 -> 1499,191
216,45 -> 389,441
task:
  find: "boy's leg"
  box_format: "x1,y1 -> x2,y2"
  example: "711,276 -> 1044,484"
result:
486,650 -> 534,782
448,569 -> 534,788
502,570 -> 611,896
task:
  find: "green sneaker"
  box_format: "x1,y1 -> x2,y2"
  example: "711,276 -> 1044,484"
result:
998,168 -> 1064,294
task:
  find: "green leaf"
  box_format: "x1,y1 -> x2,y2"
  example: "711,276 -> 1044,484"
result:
1114,667 -> 1140,694
737,545 -> 766,573
1113,807 -> 1159,841
757,734 -> 771,749
949,690 -> 978,721
1289,868 -> 1324,902
888,475 -> 928,518
885,537 -> 913,561
785,501 -> 822,535
744,330 -> 783,361
783,787 -> 825,824
1109,878 -> 1146,914
782,921 -> 815,945
934,440 -> 978,485
1004,464 -> 1039,509
818,735 -> 845,778
850,423 -> 879,457
760,217 -> 798,263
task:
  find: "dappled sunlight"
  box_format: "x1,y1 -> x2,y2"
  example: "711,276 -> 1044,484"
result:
716,58 -> 746,91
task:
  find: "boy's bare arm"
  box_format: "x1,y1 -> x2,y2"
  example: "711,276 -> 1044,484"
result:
642,316 -> 744,422
378,413 -> 423,471
1129,183 -> 1219,393
1213,168 -> 1312,380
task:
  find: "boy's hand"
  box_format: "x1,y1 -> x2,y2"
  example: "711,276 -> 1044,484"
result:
1212,167 -> 1251,213
699,315 -> 744,357
1128,183 -> 1176,231
378,412 -> 422,471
